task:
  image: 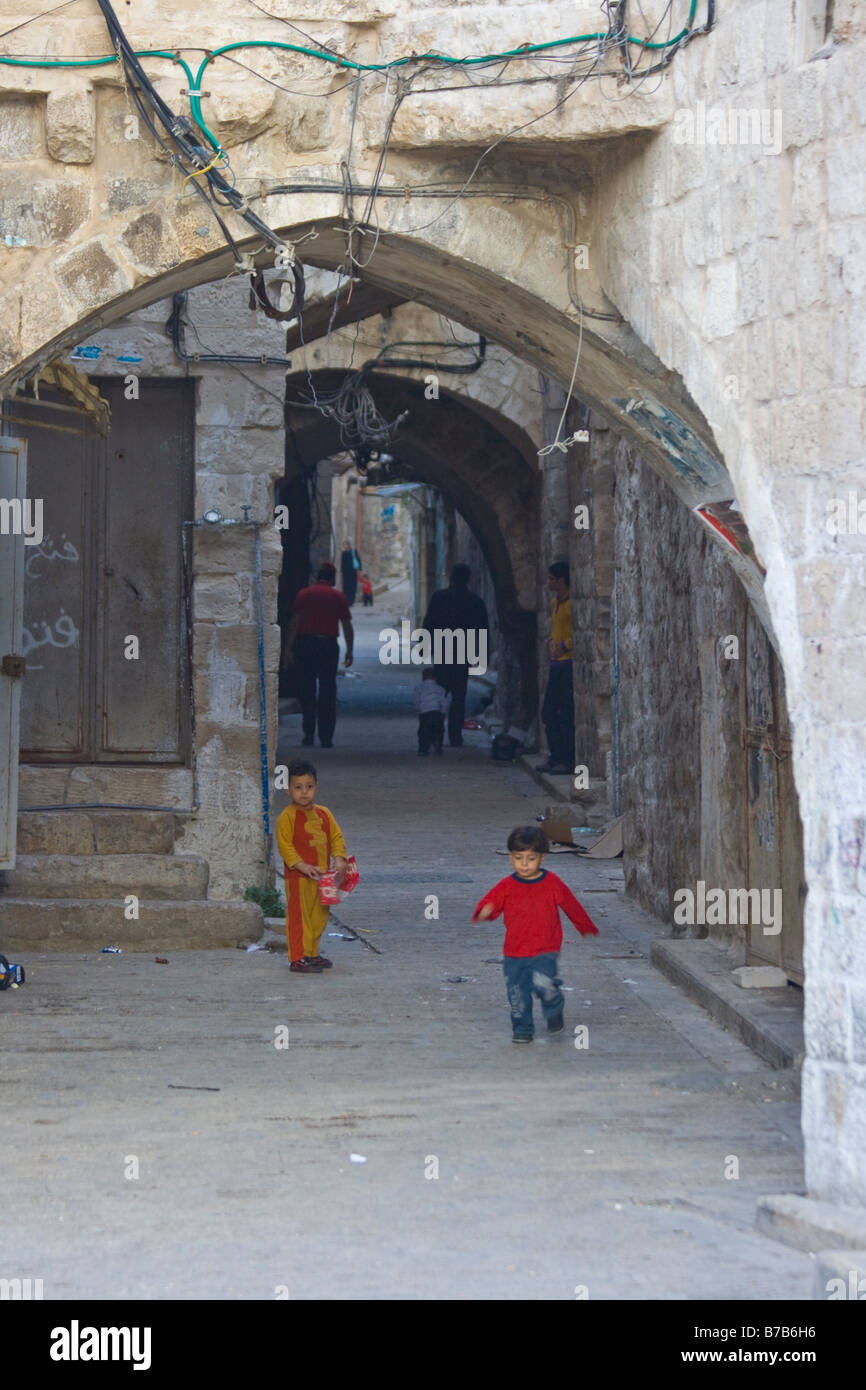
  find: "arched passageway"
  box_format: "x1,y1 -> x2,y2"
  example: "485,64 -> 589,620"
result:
283,369 -> 540,725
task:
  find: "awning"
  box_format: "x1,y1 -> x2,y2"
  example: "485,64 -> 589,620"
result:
3,360 -> 112,437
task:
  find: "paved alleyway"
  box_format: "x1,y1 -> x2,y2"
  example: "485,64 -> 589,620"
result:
1,586 -> 811,1300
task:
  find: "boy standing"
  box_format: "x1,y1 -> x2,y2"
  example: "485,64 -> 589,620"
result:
413,667 -> 449,756
275,760 -> 349,974
473,825 -> 599,1042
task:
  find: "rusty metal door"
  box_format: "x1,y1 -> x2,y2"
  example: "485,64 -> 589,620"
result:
8,381 -> 193,763
743,610 -> 806,983
0,437 -> 28,868
94,378 -> 193,760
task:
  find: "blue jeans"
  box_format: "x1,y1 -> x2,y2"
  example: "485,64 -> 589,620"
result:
503,953 -> 564,1037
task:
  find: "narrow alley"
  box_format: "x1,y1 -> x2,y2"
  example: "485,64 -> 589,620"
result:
1,586 -> 811,1301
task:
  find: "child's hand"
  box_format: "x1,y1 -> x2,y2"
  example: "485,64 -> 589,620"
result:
332,856 -> 348,886
474,904 -> 494,922
296,863 -> 322,880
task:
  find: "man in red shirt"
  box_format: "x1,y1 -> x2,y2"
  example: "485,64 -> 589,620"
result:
473,824 -> 599,1042
285,562 -> 354,748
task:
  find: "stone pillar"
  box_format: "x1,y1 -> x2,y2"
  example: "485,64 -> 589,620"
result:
566,407 -> 615,822
536,376 -> 573,752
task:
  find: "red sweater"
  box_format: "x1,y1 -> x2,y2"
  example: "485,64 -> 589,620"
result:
473,870 -> 599,957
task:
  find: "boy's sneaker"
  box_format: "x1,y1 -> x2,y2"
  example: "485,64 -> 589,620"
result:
290,958 -> 323,973
547,1011 -> 565,1033
305,954 -> 332,969
512,1033 -> 533,1044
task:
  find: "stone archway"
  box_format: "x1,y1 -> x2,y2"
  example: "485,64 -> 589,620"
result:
284,367 -> 541,724
3,0 -> 865,1208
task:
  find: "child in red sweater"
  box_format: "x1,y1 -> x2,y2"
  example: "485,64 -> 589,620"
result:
473,825 -> 599,1043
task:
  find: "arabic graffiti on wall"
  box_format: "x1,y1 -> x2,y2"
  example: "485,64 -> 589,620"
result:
24,533 -> 80,579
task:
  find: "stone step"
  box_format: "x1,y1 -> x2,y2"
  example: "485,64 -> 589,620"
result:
16,810 -> 177,856
0,899 -> 263,952
18,763 -> 194,810
2,854 -> 209,901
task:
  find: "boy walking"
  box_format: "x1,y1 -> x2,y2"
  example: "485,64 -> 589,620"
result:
473,825 -> 599,1042
413,667 -> 449,756
275,759 -> 349,973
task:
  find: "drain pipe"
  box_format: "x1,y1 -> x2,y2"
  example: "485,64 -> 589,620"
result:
612,575 -> 621,819
253,522 -> 272,870
183,509 -> 272,872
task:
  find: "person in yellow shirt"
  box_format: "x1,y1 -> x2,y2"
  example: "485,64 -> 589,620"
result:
275,760 -> 349,973
535,561 -> 575,775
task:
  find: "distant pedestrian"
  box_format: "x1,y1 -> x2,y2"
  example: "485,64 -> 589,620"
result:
536,560 -> 574,775
422,563 -> 489,747
340,539 -> 362,606
285,562 -> 353,748
473,825 -> 598,1043
276,759 -> 349,973
413,667 -> 449,756
359,572 -> 374,607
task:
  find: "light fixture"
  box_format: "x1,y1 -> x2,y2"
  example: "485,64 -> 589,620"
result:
202,507 -> 223,525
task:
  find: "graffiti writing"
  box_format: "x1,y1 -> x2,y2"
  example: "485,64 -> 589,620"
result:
24,533 -> 80,580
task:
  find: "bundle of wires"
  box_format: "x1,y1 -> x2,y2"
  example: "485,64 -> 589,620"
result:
291,370 -> 409,458
90,0 -> 303,316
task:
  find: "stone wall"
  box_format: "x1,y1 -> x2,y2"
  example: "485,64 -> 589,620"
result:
615,437 -> 763,947
595,0 -> 866,1203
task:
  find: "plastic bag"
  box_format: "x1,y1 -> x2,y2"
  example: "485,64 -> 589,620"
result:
318,854 -> 360,905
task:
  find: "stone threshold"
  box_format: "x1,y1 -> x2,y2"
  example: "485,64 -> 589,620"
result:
651,935 -> 804,1071
756,1193 -> 866,1252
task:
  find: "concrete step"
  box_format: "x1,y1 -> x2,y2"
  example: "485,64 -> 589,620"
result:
2,854 -> 209,901
0,899 -> 263,952
16,810 -> 177,856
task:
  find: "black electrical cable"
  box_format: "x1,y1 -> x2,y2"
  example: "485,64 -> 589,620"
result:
360,337 -> 487,376
94,0 -> 305,315
166,292 -> 294,367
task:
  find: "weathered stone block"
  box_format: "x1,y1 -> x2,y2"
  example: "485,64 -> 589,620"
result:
92,811 -> 176,855
194,575 -> 244,622
45,88 -> 95,163
121,209 -> 180,273
16,812 -> 94,856
827,134 -> 866,219
732,964 -> 789,989
0,100 -> 43,159
56,237 -> 131,313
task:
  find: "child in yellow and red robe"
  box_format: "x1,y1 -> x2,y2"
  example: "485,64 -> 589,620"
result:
275,759 -> 349,974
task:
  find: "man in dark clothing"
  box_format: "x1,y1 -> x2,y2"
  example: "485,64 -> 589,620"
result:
285,562 -> 354,748
340,539 -> 361,606
422,563 -> 489,747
